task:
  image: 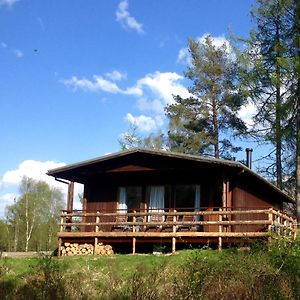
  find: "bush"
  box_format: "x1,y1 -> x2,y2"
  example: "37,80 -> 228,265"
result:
0,238 -> 299,299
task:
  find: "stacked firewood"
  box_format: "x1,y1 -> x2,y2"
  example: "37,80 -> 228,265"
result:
60,242 -> 114,256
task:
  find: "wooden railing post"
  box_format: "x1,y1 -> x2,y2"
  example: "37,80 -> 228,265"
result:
268,208 -> 273,247
293,220 -> 297,240
172,210 -> 176,254
218,208 -> 222,251
94,211 -> 100,254
132,210 -> 136,255
60,213 -> 64,232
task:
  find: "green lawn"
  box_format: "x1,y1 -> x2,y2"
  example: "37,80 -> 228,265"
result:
1,238 -> 299,300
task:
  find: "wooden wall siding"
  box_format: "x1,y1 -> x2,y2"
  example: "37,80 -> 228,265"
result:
83,167 -> 224,211
232,187 -> 271,232
85,201 -> 117,232
85,184 -> 117,232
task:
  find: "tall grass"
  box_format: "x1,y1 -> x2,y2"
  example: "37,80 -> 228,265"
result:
0,237 -> 299,299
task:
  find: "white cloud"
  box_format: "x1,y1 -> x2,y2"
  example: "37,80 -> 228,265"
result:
0,193 -> 17,218
0,160 -> 83,217
238,102 -> 256,127
63,70 -> 190,134
137,98 -> 164,114
126,113 -> 161,132
105,70 -> 127,81
0,193 -> 16,204
1,160 -> 66,187
64,71 -> 189,104
116,0 -> 144,34
63,75 -> 121,94
12,49 -> 23,58
177,34 -> 232,64
0,0 -> 19,7
135,71 -> 190,107
63,74 -> 143,96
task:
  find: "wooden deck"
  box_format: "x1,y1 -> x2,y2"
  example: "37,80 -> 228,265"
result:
58,208 -> 297,255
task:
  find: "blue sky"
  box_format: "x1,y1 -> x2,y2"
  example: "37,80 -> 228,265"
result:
0,0 -> 256,217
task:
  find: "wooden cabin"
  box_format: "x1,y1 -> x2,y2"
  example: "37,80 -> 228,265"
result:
47,148 -> 297,255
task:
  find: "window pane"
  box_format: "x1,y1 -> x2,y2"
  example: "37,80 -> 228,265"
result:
126,186 -> 142,210
175,185 -> 196,209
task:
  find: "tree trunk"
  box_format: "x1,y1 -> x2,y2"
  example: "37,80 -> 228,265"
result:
275,76 -> 282,189
212,98 -> 219,159
275,21 -> 283,189
13,218 -> 19,252
25,193 -> 29,252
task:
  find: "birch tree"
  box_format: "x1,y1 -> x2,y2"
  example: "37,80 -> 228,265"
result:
5,177 -> 64,251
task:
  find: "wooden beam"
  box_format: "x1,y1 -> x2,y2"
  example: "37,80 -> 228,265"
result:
59,220 -> 273,227
222,173 -> 227,208
67,181 -> 74,211
58,231 -> 270,238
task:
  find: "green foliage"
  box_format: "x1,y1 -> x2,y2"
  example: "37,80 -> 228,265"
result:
0,220 -> 10,251
166,36 -> 247,159
119,123 -> 166,151
4,177 -> 64,252
0,238 -> 299,299
237,0 -> 296,189
119,124 -> 143,150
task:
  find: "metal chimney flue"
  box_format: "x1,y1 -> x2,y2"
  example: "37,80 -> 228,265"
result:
245,148 -> 253,169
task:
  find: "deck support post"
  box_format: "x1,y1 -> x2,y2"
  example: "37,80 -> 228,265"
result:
133,238 -> 136,254
66,182 -> 74,232
172,238 -> 176,254
67,181 -> 74,211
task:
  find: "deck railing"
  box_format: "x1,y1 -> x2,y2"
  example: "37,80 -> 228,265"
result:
58,207 -> 297,254
59,207 -> 297,238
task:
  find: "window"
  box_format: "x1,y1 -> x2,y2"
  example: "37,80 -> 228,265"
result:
118,186 -> 142,211
175,185 -> 201,209
149,186 -> 165,210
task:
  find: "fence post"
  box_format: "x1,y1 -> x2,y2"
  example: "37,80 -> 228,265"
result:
172,210 -> 177,254
268,208 -> 273,248
132,210 -> 136,255
218,208 -> 222,251
60,213 -> 64,232
94,211 -> 100,254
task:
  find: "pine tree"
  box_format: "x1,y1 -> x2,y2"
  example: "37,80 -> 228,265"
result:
166,36 -> 247,159
240,0 -> 295,189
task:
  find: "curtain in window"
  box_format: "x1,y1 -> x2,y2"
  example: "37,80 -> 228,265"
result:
118,187 -> 127,213
149,186 -> 165,211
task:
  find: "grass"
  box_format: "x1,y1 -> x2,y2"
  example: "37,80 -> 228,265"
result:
0,237 -> 299,299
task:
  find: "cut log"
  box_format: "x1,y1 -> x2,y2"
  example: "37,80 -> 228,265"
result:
60,242 -> 113,256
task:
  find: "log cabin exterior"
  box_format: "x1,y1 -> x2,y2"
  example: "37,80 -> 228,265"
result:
47,148 -> 297,254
